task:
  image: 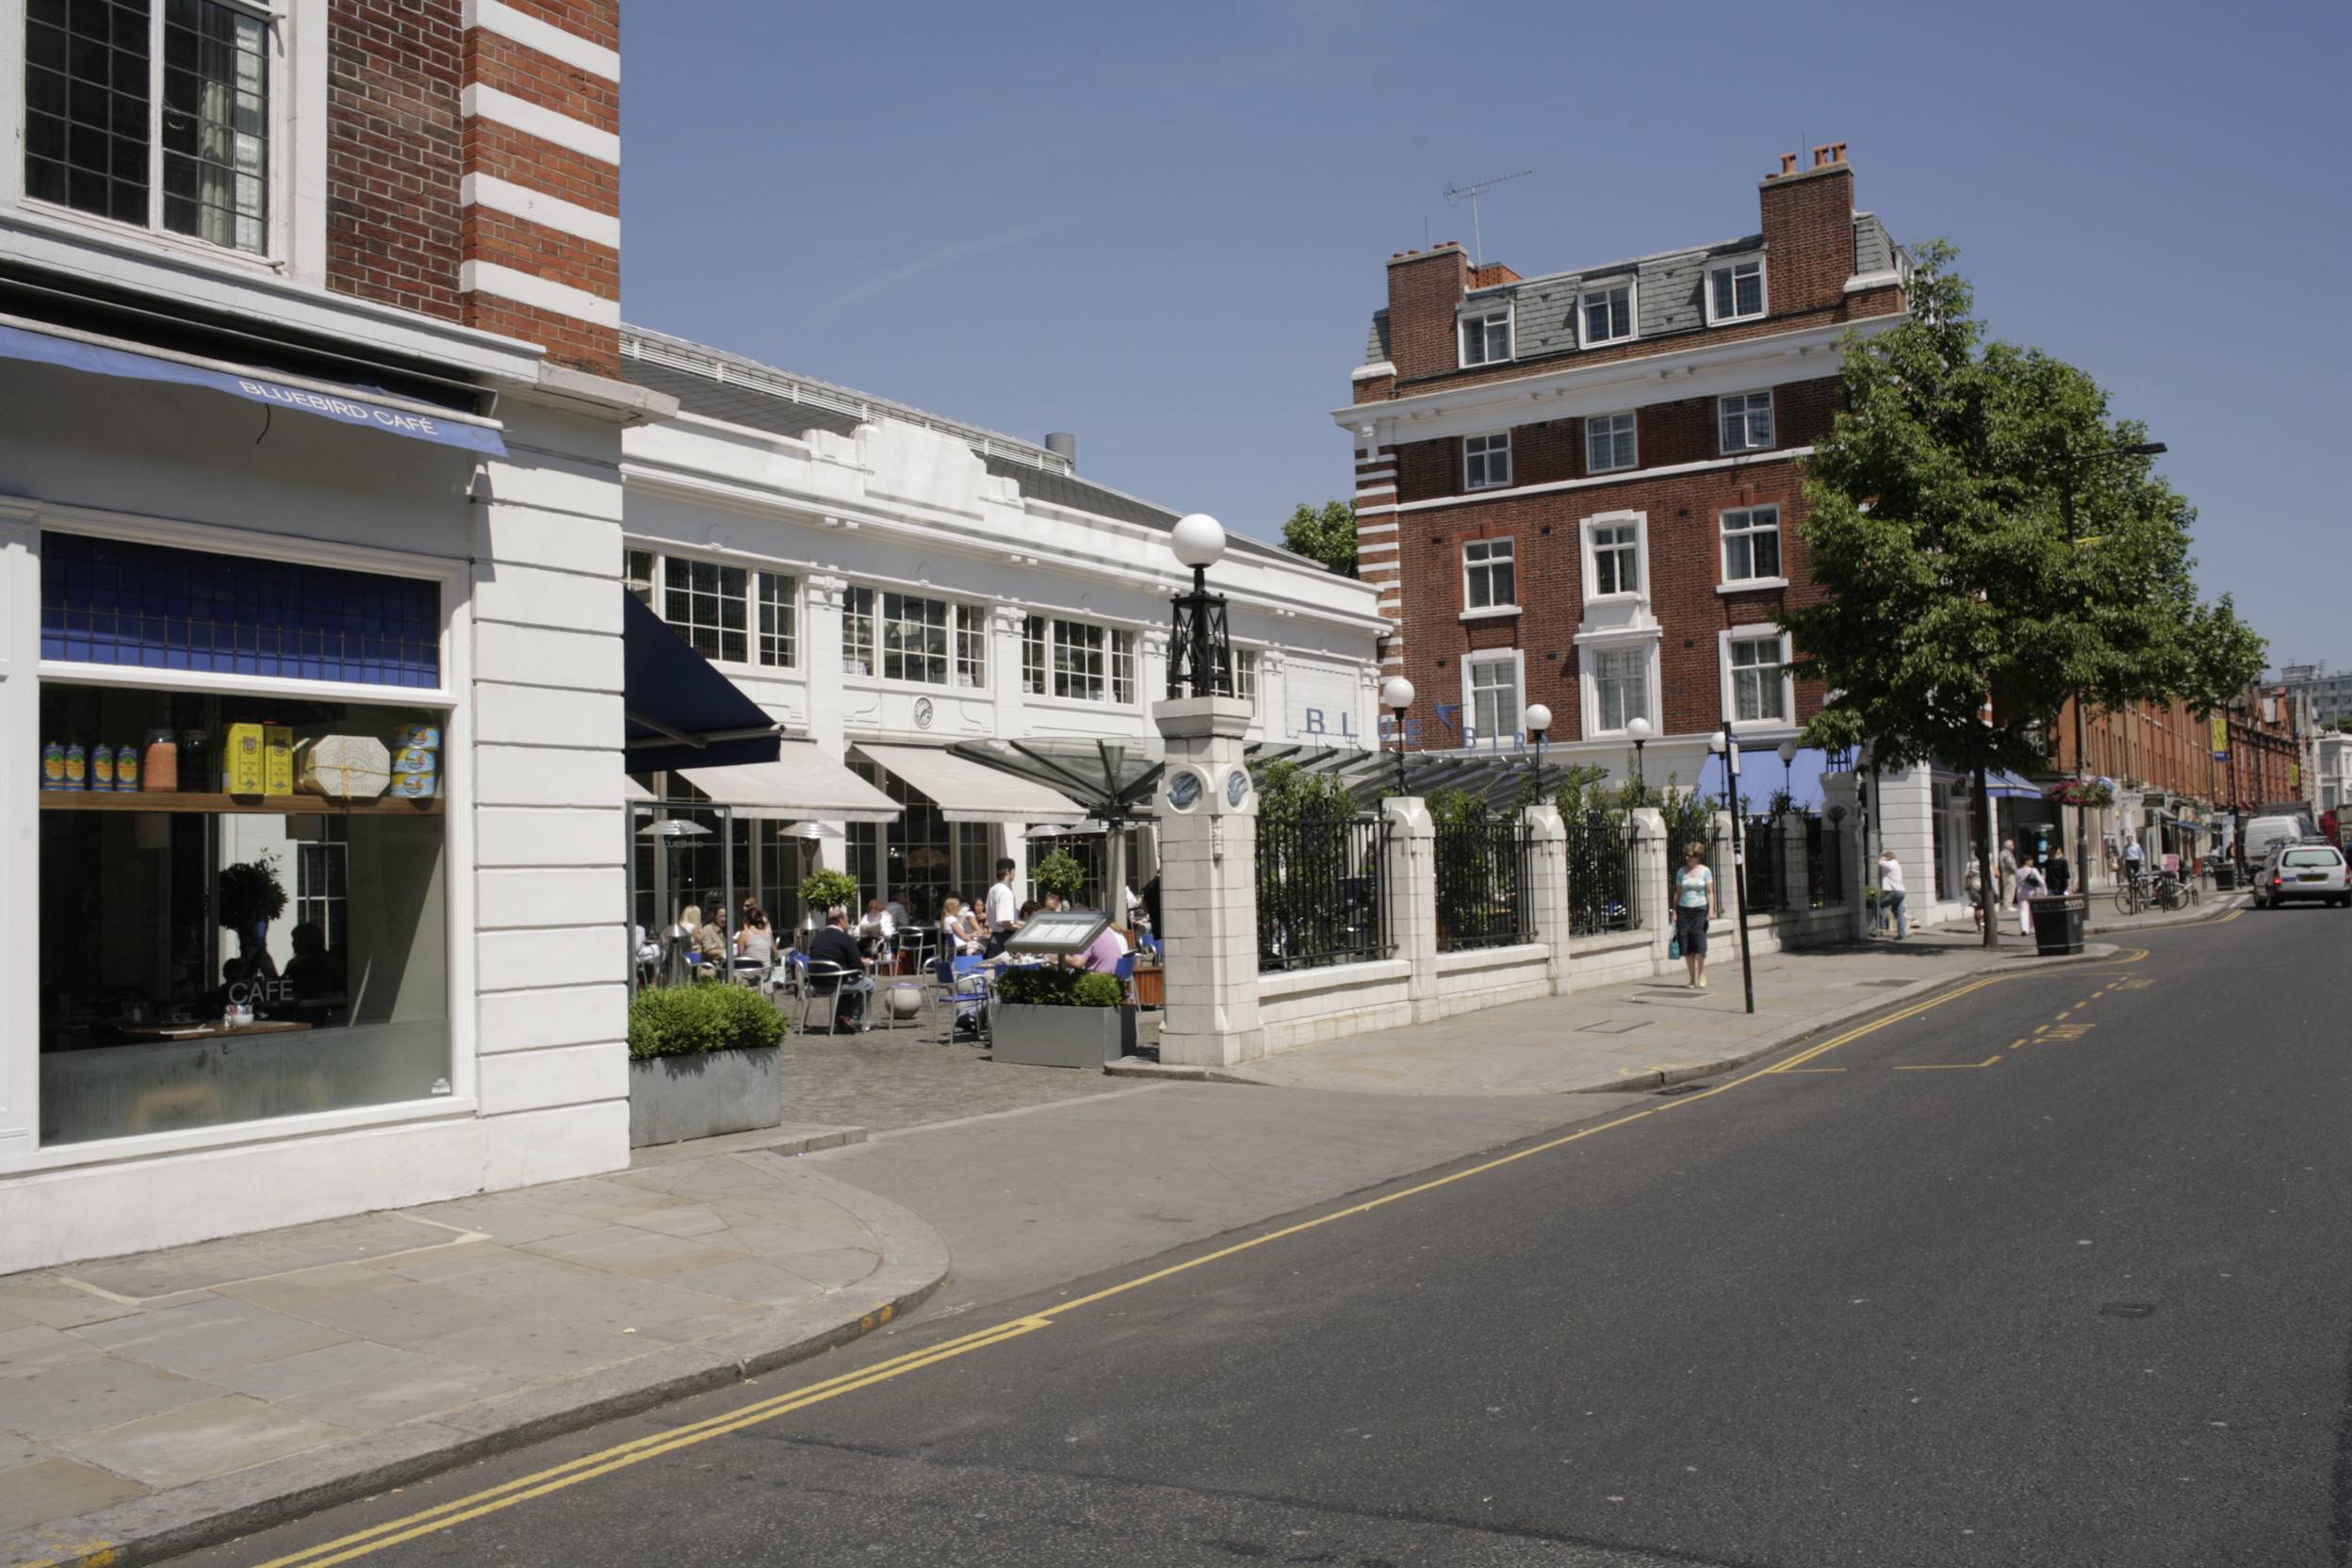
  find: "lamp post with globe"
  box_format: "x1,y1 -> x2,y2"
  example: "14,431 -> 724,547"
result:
1524,703 -> 1552,804
1381,676 -> 1415,798
1625,715 -> 1653,805
1167,513 -> 1232,700
1708,727 -> 1756,1015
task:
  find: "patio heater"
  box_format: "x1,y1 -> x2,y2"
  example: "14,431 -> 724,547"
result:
1524,703 -> 1552,803
1167,514 -> 1233,699
1708,727 -> 1756,1015
1381,676 -> 1415,798
1626,714 -> 1653,804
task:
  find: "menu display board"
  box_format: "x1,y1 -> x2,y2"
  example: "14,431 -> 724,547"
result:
1004,909 -> 1110,956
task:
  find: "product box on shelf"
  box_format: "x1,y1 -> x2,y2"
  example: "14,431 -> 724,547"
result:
225,723 -> 267,795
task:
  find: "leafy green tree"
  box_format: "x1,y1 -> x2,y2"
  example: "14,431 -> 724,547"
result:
1786,242 -> 2268,945
1282,499 -> 1357,577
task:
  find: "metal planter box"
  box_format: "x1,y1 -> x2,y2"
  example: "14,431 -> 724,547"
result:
990,1003 -> 1135,1069
629,1045 -> 783,1147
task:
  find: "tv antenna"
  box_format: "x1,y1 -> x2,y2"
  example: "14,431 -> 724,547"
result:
1444,169 -> 1534,267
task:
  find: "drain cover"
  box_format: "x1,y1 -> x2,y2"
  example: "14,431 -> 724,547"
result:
2099,1301 -> 2157,1318
1654,1083 -> 1708,1096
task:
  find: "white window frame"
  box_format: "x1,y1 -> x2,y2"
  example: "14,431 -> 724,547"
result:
1459,307 -> 1512,367
1023,613 -> 1134,706
1233,647 -> 1259,712
1585,411 -> 1638,474
1719,628 -> 1796,731
1718,504 -> 1785,587
1719,390 -> 1775,454
1577,281 -> 1637,347
1462,536 -> 1517,612
1576,637 -> 1659,740
1459,648 -> 1526,743
1580,511 -> 1648,603
1705,255 -> 1768,325
755,570 -> 797,669
8,0 -> 302,271
1463,432 -> 1511,491
657,552 -> 750,665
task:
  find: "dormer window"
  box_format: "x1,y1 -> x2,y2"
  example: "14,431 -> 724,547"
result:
1578,283 -> 1636,347
23,0 -> 275,256
1460,310 -> 1512,367
1706,256 -> 1767,324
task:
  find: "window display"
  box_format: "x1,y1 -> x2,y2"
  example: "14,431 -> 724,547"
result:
37,683 -> 449,1145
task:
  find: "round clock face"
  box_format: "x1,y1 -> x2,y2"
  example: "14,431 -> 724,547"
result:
913,696 -> 934,730
1226,769 -> 1250,807
1167,772 -> 1203,810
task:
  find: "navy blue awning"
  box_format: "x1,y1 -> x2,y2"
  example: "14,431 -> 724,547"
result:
0,320 -> 508,455
623,592 -> 782,772
1984,769 -> 2043,799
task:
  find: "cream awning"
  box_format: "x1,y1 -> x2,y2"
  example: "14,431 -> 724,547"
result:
857,743 -> 1086,825
676,742 -> 900,823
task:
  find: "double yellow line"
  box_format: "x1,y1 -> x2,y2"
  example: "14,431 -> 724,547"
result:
195,953 -> 2147,1568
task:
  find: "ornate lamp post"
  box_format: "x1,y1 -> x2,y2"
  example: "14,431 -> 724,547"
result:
1776,739 -> 1798,815
1381,676 -> 1415,798
1626,714 -> 1653,805
1166,513 -> 1233,699
1524,703 -> 1552,804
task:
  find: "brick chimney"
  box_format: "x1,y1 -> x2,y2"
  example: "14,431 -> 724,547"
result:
1757,143 -> 1854,316
1383,242 -> 1472,383
458,0 -> 623,376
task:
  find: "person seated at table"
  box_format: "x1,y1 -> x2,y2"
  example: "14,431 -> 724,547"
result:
858,897 -> 895,947
694,906 -> 728,975
1041,889 -> 1067,913
1062,919 -> 1126,976
885,889 -> 912,930
284,922 -> 345,1003
805,906 -> 874,1031
735,904 -> 776,970
939,897 -> 984,956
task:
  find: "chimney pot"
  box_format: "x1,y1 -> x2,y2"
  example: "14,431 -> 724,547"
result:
1811,143 -> 1833,167
1776,152 -> 1798,176
1831,140 -> 1847,163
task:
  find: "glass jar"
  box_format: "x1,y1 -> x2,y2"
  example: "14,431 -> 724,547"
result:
178,729 -> 212,793
141,728 -> 179,792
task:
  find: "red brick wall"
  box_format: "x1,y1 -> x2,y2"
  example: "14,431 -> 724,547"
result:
463,30 -> 619,132
461,121 -> 620,216
495,0 -> 617,49
324,0 -> 465,321
1758,162 -> 1855,315
1383,247 -> 1471,383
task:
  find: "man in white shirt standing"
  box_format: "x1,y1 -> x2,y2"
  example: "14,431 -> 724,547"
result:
984,857 -> 1021,957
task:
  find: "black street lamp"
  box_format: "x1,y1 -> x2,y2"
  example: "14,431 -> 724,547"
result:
2057,439 -> 2164,891
1776,739 -> 1797,816
1382,676 -> 1415,798
1708,726 -> 1756,1015
1524,703 -> 1552,806
1626,714 -> 1652,805
1166,514 -> 1233,699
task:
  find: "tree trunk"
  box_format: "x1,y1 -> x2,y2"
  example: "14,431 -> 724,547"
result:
1972,761 -> 1998,949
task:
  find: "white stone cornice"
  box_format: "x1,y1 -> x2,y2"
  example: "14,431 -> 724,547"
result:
1330,314 -> 1903,446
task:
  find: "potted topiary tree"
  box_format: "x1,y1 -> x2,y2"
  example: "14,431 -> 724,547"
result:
626,982 -> 787,1146
1030,849 -> 1090,906
216,853 -> 287,966
989,965 -> 1133,1069
799,867 -> 860,923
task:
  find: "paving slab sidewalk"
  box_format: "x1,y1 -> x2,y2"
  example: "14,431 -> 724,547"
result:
0,1127 -> 943,1568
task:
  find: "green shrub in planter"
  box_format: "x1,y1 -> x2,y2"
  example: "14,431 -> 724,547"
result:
629,985 -> 786,1060
1030,850 -> 1089,904
992,967 -> 1125,1008
800,868 -> 860,916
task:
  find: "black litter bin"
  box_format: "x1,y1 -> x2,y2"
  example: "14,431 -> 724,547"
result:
2029,893 -> 2085,956
2212,863 -> 2237,891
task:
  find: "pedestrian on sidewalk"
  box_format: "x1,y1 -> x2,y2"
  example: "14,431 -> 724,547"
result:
2015,857 -> 2047,938
1999,839 -> 2018,906
2045,846 -> 2072,896
1878,849 -> 1909,939
1964,861 -> 1985,933
1674,841 -> 1717,989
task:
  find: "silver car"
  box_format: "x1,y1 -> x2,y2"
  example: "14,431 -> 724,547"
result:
2251,842 -> 2350,908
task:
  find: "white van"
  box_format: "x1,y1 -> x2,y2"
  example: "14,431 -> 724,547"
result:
2242,812 -> 2317,866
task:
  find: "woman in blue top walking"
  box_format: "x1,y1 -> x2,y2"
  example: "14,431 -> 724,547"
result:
1675,841 -> 1718,989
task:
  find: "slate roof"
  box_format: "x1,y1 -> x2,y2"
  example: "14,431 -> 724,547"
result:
1363,213 -> 1908,379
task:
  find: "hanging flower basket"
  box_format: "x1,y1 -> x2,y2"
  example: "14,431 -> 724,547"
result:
2047,778 -> 2114,809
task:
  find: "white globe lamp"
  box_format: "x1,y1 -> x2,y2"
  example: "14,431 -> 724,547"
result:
1170,514 -> 1227,571
1525,702 -> 1553,737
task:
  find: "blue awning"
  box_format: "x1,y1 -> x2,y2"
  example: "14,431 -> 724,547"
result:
623,591 -> 782,773
1984,769 -> 2043,799
0,319 -> 507,455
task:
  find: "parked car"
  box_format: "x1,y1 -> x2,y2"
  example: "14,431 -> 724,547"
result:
2241,811 -> 2317,869
2251,842 -> 2349,908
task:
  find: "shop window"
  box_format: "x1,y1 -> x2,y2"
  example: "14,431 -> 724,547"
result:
36,683 -> 449,1147
1023,615 -> 1131,705
755,572 -> 796,669
843,586 -> 980,687
41,531 -> 441,687
663,557 -> 748,664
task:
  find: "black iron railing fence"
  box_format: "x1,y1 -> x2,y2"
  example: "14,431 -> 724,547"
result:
1743,814 -> 1785,912
1805,813 -> 1845,906
1433,818 -> 1531,952
1257,813 -> 1388,972
1565,813 -> 1639,936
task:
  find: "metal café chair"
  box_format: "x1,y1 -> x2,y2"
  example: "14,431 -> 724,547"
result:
798,959 -> 855,1035
939,954 -> 993,1045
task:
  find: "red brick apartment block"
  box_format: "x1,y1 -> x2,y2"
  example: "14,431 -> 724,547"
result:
323,0 -> 623,374
1340,146 -> 1910,756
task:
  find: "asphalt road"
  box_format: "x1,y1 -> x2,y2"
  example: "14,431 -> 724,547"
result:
184,906 -> 2351,1568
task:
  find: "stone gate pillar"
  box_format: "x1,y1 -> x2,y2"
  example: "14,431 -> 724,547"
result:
1152,695 -> 1264,1067
1522,802 -> 1572,993
1383,795 -> 1437,1021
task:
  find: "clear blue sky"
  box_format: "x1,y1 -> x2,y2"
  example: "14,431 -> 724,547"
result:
620,0 -> 2350,667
